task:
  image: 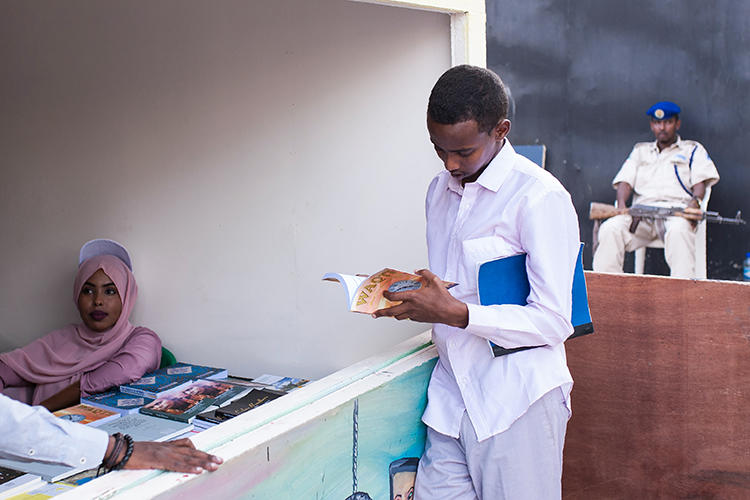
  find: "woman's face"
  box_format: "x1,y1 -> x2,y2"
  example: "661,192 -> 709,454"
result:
77,268 -> 123,332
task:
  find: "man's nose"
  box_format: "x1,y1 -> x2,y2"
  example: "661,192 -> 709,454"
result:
444,153 -> 460,172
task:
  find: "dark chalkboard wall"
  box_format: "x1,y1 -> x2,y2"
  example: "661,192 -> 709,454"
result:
486,0 -> 749,279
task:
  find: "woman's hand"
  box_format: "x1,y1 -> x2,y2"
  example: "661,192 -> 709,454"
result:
120,438 -> 222,473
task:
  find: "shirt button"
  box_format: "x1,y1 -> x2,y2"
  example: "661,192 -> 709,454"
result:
28,449 -> 35,456
80,457 -> 87,464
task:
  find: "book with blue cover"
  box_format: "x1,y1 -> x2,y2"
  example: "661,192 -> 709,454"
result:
477,243 -> 593,356
119,362 -> 228,399
81,390 -> 154,414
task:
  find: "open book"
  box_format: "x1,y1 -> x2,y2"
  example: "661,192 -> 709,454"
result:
323,268 -> 456,314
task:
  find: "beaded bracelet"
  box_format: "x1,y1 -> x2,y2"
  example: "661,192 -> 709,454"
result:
113,434 -> 134,471
96,433 -> 133,476
97,433 -> 124,477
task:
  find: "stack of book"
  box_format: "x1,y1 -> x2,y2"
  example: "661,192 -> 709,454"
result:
251,374 -> 310,393
0,466 -> 42,498
52,403 -> 120,426
139,379 -> 246,423
193,388 -> 284,430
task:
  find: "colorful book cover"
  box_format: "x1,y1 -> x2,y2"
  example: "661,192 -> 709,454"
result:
271,377 -> 309,393
180,379 -> 245,406
81,390 -> 154,415
137,379 -> 241,423
53,403 -> 120,426
323,268 -> 456,314
215,388 -> 283,419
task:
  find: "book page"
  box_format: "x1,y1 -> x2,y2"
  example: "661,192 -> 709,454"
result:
322,273 -> 368,309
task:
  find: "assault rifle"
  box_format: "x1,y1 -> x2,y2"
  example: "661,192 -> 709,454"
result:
589,202 -> 746,226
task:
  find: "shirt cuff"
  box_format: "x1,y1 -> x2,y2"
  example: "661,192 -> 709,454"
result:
58,421 -> 109,468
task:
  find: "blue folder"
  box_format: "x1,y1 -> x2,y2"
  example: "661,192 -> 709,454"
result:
477,243 -> 593,356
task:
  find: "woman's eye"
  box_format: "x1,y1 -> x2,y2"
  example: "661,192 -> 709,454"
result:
105,288 -> 118,296
81,288 -> 93,295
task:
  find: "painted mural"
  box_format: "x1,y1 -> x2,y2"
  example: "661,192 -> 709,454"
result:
245,358 -> 435,499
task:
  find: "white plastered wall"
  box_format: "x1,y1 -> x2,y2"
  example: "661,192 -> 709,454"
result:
0,0 -> 484,379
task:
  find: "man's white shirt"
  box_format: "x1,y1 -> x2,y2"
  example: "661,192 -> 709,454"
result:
423,140 -> 580,441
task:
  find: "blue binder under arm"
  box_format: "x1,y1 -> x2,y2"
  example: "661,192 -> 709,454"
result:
477,243 -> 593,357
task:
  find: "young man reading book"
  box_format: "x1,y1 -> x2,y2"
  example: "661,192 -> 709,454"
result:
372,65 -> 580,499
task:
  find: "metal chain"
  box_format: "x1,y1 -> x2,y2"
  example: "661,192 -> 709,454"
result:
352,398 -> 359,495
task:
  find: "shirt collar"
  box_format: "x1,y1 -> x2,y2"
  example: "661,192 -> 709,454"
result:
652,135 -> 682,152
446,139 -> 516,195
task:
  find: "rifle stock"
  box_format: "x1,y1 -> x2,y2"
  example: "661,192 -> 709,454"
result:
589,202 -> 621,220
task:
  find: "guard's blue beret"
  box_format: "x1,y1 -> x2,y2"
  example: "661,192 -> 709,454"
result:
646,101 -> 681,120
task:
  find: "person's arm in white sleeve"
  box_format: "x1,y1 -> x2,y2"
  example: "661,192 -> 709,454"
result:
464,188 -> 580,349
0,393 -> 108,468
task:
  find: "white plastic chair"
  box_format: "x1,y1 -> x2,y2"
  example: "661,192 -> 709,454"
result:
633,187 -> 711,279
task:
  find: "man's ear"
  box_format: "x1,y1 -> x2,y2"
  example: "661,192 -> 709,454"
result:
675,118 -> 681,131
494,119 -> 511,141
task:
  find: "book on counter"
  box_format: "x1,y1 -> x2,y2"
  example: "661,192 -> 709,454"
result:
252,374 -> 310,393
193,409 -> 230,429
80,390 -> 154,415
120,362 -> 228,399
53,404 -> 120,427
215,388 -> 283,419
0,458 -> 83,484
0,466 -> 43,498
96,413 -> 192,442
323,268 -> 456,314
139,380 -> 245,423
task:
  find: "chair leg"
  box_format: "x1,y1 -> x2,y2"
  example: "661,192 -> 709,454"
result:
634,247 -> 646,274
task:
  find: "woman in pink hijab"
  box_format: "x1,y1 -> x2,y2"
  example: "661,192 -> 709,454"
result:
0,240 -> 161,411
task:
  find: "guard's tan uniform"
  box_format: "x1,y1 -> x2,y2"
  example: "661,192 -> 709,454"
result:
593,137 -> 719,278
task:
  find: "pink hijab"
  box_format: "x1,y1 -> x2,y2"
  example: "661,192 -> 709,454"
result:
0,254 -> 144,404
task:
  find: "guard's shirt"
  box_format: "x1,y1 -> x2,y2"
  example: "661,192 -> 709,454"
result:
423,141 -> 579,442
612,137 -> 719,206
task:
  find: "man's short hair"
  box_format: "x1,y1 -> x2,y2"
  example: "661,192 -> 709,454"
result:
428,65 -> 509,134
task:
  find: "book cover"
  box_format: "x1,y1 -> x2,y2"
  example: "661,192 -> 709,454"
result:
80,390 -> 154,415
138,379 -> 244,422
162,362 -> 228,381
194,409 -> 230,428
53,403 -> 120,427
215,389 -> 283,419
180,379 -> 246,407
95,413 -> 192,442
0,466 -> 42,498
119,374 -> 192,400
119,362 -> 228,399
323,268 -> 456,314
270,377 -> 309,393
477,243 -> 593,356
